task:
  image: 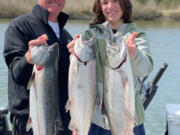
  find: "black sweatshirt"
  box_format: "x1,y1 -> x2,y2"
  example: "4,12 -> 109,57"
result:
3,4 -> 72,132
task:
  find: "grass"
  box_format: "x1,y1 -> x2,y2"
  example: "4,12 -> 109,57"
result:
0,0 -> 36,18
0,0 -> 180,21
132,0 -> 163,21
64,0 -> 94,20
161,8 -> 180,21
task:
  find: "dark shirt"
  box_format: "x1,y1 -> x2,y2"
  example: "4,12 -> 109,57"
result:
112,29 -> 117,34
3,4 -> 72,133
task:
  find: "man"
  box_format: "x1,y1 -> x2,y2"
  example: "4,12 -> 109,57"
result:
3,0 -> 72,134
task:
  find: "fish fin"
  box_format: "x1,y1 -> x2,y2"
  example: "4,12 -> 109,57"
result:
65,100 -> 70,112
27,70 -> 35,90
68,120 -> 74,131
26,116 -> 32,132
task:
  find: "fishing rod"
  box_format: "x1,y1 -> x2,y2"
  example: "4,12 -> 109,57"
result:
140,63 -> 168,110
141,63 -> 168,110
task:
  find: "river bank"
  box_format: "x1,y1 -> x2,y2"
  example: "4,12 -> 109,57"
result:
0,0 -> 180,21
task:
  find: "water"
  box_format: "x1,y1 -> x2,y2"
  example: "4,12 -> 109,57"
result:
0,19 -> 180,135
0,20 -> 9,108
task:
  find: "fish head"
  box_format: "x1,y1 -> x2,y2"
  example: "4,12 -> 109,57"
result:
73,34 -> 95,62
106,36 -> 128,69
31,43 -> 59,66
31,45 -> 50,66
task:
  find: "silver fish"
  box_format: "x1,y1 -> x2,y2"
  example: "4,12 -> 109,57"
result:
104,37 -> 136,135
66,35 -> 96,135
26,43 -> 63,135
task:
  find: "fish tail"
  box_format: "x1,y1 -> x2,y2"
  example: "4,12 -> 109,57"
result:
26,116 -> 32,132
65,100 -> 71,112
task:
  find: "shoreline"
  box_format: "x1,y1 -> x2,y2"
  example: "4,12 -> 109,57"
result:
0,0 -> 180,22
1,14 -> 180,22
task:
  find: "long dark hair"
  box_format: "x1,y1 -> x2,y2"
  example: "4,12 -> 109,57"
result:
91,0 -> 133,25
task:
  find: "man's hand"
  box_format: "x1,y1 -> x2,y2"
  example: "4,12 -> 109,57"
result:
25,34 -> 48,64
67,34 -> 80,54
126,32 -> 138,60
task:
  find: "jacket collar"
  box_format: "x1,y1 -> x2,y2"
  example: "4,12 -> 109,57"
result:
32,4 -> 69,30
102,21 -> 128,36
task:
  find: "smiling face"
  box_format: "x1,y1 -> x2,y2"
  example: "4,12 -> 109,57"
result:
38,0 -> 65,22
100,0 -> 123,29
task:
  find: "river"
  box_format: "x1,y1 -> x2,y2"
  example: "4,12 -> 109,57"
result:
0,19 -> 180,135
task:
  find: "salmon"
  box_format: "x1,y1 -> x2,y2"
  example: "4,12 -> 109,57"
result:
104,37 -> 136,135
26,43 -> 63,135
66,35 -> 96,135
67,34 -> 136,135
